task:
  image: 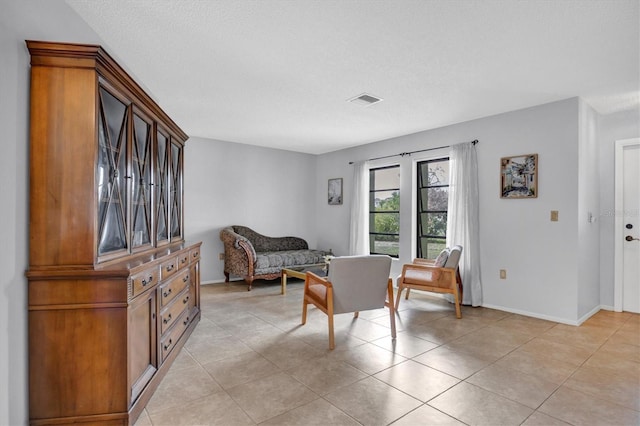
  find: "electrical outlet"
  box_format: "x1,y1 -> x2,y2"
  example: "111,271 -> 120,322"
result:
219,253 -> 225,260
500,269 -> 507,279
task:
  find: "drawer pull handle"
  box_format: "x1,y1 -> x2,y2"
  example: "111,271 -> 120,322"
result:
193,252 -> 198,258
163,288 -> 172,298
181,257 -> 187,264
163,339 -> 172,351
183,275 -> 189,283
142,275 -> 153,286
183,295 -> 189,304
163,314 -> 172,324
166,264 -> 175,272
183,316 -> 190,326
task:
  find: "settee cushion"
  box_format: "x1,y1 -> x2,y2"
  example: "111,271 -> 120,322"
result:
255,249 -> 327,275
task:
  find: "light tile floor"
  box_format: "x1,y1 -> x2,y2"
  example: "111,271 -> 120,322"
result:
135,279 -> 640,426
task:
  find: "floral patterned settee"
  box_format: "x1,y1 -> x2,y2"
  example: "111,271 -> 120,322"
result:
220,226 -> 330,290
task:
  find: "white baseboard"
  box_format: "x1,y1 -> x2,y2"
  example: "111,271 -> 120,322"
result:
201,278 -> 243,285
481,303 -> 583,326
576,305 -> 602,325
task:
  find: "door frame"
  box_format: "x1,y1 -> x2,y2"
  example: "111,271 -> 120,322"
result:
614,137 -> 640,312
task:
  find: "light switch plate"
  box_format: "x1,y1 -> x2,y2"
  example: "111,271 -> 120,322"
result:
550,210 -> 559,222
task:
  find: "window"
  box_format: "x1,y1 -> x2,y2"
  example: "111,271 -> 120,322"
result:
369,165 -> 400,257
417,158 -> 450,259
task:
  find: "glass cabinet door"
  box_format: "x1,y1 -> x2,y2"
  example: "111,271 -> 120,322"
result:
97,87 -> 129,256
169,141 -> 183,240
155,129 -> 169,245
131,111 -> 153,250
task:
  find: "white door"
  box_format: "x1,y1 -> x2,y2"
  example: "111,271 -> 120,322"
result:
616,139 -> 640,313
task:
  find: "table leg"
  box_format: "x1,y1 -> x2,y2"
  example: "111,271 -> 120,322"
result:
281,270 -> 287,295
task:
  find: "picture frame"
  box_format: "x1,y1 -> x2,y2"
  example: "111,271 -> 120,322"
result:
500,154 -> 538,198
328,178 -> 343,205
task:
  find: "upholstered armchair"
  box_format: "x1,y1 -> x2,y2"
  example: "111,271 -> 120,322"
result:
301,255 -> 396,349
395,245 -> 463,318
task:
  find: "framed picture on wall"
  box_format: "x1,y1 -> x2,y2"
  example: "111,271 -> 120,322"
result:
328,178 -> 343,205
500,154 -> 538,198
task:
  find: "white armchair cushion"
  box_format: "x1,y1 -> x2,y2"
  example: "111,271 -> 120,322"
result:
328,255 -> 392,314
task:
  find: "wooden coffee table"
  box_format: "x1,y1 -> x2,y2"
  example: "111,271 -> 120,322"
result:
281,264 -> 326,295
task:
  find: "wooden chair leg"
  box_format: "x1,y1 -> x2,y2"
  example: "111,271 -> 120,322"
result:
387,279 -> 396,339
395,284 -> 403,310
456,268 -> 463,305
327,287 -> 335,350
405,288 -> 411,300
453,285 -> 462,319
301,299 -> 308,324
353,312 -> 359,318
328,312 -> 335,350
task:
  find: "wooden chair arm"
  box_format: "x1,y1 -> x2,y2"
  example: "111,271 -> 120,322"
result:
305,271 -> 332,290
400,263 -> 456,281
412,258 -> 436,265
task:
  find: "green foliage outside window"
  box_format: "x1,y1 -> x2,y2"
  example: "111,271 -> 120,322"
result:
417,158 -> 449,259
370,166 -> 400,257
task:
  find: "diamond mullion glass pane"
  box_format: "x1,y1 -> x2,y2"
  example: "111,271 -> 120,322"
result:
156,132 -> 168,242
97,110 -> 111,230
116,115 -> 128,234
132,114 -> 151,247
170,143 -> 181,238
99,194 -> 127,254
97,88 -> 128,255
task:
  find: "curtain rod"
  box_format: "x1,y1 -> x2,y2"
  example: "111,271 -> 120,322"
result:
349,139 -> 478,164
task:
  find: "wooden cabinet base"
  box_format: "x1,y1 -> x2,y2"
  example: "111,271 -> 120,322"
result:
28,243 -> 202,425
28,315 -> 198,425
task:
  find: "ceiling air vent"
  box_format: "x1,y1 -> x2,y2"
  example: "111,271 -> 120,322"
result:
348,93 -> 383,107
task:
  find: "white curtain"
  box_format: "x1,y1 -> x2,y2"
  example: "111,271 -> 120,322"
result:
446,143 -> 483,306
349,160 -> 369,255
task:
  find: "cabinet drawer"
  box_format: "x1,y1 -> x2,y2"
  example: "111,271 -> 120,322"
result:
160,309 -> 191,362
159,268 -> 190,307
177,252 -> 189,270
160,256 -> 179,280
189,247 -> 200,263
160,288 -> 190,334
131,267 -> 159,297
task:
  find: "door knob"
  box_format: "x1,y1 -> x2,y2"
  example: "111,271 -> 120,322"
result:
626,235 -> 639,242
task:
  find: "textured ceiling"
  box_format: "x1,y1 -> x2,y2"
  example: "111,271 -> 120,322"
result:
65,0 -> 639,154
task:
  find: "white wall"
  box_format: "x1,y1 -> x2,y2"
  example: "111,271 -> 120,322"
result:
0,1 -> 106,424
317,99 -> 585,324
577,100 -> 601,320
598,108 -> 640,308
184,137 -> 317,283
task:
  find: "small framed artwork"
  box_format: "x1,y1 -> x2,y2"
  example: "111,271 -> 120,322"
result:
328,178 -> 343,205
500,154 -> 538,198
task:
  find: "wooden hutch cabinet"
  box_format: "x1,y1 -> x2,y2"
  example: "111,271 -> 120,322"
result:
26,41 -> 201,425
